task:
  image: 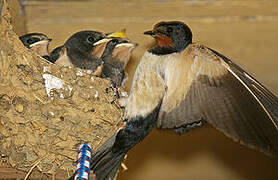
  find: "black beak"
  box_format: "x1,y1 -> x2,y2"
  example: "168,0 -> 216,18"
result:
48,38 -> 52,42
143,30 -> 155,36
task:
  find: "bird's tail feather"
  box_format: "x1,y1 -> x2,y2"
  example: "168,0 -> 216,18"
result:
91,134 -> 126,180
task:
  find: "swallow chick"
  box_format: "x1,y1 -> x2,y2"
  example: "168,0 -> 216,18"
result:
89,21 -> 278,179
100,37 -> 137,87
19,33 -> 52,61
51,30 -> 110,74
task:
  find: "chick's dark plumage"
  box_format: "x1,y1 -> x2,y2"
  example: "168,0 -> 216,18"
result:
52,30 -> 109,73
52,30 -> 136,86
64,31 -> 104,69
19,33 -> 51,48
19,32 -> 52,60
49,45 -> 63,63
100,38 -> 137,87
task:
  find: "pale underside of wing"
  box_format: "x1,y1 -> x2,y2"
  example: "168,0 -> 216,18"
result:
157,44 -> 278,155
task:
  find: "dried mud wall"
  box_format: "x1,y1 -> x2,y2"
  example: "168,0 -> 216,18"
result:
0,1 -> 123,179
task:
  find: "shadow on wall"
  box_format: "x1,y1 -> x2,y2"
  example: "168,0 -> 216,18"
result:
10,0 -> 27,35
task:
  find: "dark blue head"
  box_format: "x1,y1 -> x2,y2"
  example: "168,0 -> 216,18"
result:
144,21 -> 193,55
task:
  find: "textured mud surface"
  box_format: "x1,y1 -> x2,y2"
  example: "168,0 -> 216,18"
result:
0,2 -> 123,177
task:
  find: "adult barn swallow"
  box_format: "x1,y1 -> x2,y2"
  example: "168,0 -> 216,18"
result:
19,33 -> 52,61
52,30 -> 109,73
100,38 -> 137,87
90,21 -> 278,179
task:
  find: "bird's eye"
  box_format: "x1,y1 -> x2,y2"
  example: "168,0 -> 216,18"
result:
167,27 -> 173,33
87,36 -> 95,43
26,38 -> 34,44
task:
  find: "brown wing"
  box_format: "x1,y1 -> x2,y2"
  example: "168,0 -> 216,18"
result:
209,48 -> 278,126
157,43 -> 278,155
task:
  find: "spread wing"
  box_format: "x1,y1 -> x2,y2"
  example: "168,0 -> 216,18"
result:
157,44 -> 278,155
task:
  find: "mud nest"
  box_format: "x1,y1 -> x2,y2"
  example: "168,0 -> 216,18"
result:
0,1 -> 124,177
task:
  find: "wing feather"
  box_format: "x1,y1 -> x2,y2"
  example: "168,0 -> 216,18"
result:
157,43 -> 278,155
210,48 -> 278,128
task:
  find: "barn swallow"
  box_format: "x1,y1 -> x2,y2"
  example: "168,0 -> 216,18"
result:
51,30 -> 109,74
89,21 -> 278,179
100,37 -> 137,87
19,33 -> 52,61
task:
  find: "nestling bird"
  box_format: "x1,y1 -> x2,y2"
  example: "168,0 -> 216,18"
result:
19,33 -> 52,61
100,37 -> 137,87
51,30 -> 109,75
90,21 -> 278,179
51,30 -> 136,86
